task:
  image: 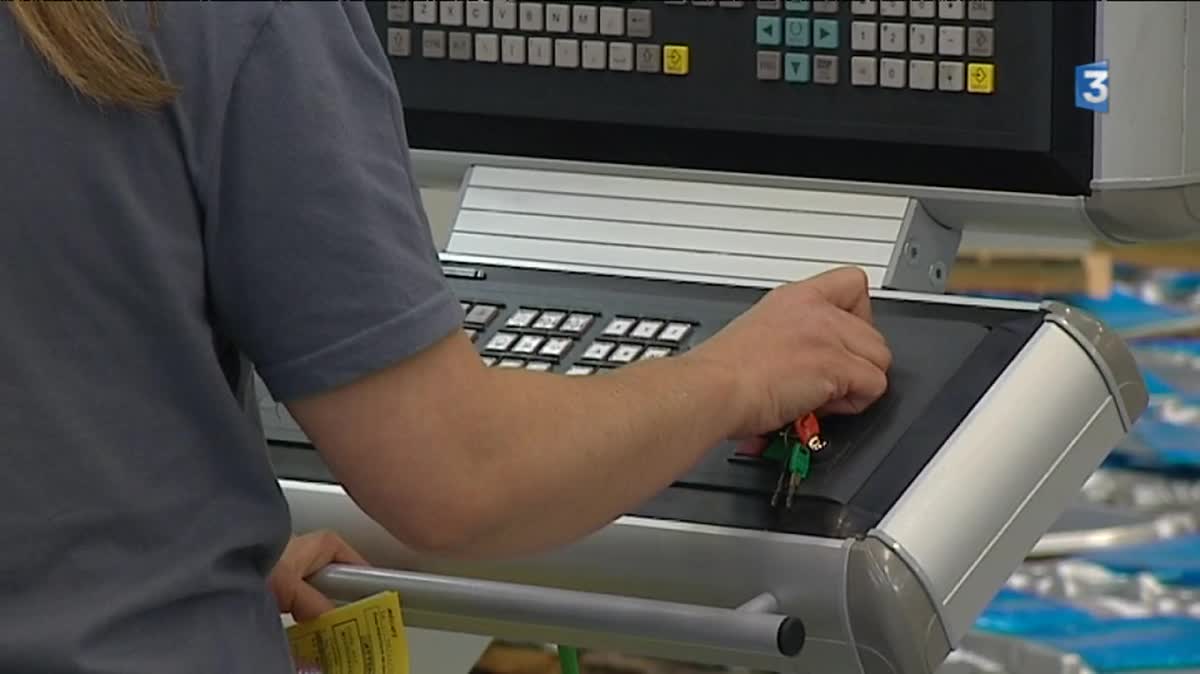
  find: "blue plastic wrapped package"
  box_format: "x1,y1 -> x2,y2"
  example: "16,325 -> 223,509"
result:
1082,535 -> 1200,587
976,587 -> 1200,671
1107,411 -> 1200,473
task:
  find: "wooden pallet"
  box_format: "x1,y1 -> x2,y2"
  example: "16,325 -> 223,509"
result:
948,247 -> 1115,298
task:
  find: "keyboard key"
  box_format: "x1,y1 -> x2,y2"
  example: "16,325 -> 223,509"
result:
813,19 -> 839,49
583,341 -> 617,360
785,52 -> 810,82
851,21 -> 877,51
967,26 -> 993,57
627,8 -> 652,37
880,57 -> 906,87
512,334 -> 546,354
851,0 -> 876,14
813,54 -> 838,83
967,0 -> 993,20
659,322 -> 693,342
879,0 -> 905,15
909,59 -> 935,89
525,361 -> 554,372
497,358 -> 525,369
757,16 -> 782,46
603,317 -> 636,336
909,24 -> 935,54
851,55 -> 877,85
414,1 -> 437,23
909,0 -> 934,18
387,28 -> 412,56
757,51 -> 782,80
813,0 -> 838,11
641,346 -> 673,360
573,5 -> 598,33
440,0 -> 464,25
554,38 -> 580,68
533,310 -> 566,330
422,29 -> 446,58
938,0 -> 963,19
475,33 -> 500,61
387,1 -> 412,22
583,40 -> 607,69
486,332 -> 519,351
565,365 -> 595,376
938,25 -> 964,56
663,45 -> 689,75
546,3 -> 571,31
448,31 -> 472,60
609,344 -> 643,363
529,36 -> 552,65
540,337 -> 575,357
494,0 -> 517,28
464,303 -> 500,325
609,42 -> 634,70
501,34 -> 525,62
880,22 -> 906,51
507,309 -> 538,328
630,319 -> 664,340
519,1 -> 543,30
600,6 -> 624,35
938,61 -> 964,91
636,44 -> 661,72
466,0 -> 490,26
967,62 -> 994,94
785,17 -> 810,47
560,313 -> 595,334
482,355 -> 498,367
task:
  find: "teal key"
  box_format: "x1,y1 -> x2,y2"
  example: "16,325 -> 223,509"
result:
756,16 -> 783,46
813,18 -> 839,49
785,0 -> 811,9
785,53 -> 810,82
785,17 -> 810,47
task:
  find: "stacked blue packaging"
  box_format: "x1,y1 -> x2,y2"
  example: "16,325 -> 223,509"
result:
969,272 -> 1200,671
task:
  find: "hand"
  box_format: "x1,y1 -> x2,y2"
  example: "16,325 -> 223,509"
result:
268,530 -> 368,622
687,266 -> 891,438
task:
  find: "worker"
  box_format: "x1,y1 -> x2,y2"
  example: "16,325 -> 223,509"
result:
0,2 -> 891,673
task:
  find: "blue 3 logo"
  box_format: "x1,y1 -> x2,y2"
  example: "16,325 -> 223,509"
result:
1075,60 -> 1110,113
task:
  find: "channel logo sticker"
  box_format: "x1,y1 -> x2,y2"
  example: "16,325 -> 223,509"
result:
1075,60 -> 1110,113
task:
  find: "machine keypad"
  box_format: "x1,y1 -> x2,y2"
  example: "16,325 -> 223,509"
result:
464,297 -> 695,375
752,0 -> 995,92
387,1 -> 993,91
387,1 -> 684,77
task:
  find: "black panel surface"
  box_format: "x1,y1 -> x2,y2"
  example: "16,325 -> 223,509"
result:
269,262 -> 1044,537
368,1 -> 1095,195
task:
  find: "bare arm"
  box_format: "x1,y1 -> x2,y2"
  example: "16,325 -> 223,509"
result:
287,330 -> 744,558
286,268 -> 890,559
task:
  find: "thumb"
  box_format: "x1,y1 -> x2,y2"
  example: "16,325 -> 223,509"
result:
289,581 -> 338,623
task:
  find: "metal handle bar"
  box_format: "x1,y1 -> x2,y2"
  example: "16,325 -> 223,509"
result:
311,564 -> 806,657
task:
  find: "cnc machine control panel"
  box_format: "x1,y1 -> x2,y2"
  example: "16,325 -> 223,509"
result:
369,0 -> 1094,194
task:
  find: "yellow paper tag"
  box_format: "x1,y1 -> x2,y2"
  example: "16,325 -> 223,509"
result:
286,591 -> 409,674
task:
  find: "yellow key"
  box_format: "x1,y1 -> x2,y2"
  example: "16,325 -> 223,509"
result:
967,63 -> 995,94
664,45 -> 690,75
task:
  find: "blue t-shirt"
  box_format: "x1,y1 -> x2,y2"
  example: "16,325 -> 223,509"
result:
0,3 -> 463,672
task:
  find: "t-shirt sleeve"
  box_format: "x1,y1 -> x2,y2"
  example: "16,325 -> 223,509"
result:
205,3 -> 463,401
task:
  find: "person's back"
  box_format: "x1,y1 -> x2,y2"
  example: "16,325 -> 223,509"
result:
0,3 -> 453,671
1,3 -> 894,672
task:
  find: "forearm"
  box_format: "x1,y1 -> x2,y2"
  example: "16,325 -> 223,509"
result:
435,353 -> 744,557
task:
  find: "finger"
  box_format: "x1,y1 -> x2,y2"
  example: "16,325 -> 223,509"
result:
823,352 -> 887,415
806,267 -> 873,322
296,531 -> 369,578
288,581 -> 337,623
831,311 -> 892,373
734,436 -> 768,456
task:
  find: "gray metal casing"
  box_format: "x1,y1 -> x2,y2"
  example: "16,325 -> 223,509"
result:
273,294 -> 1146,674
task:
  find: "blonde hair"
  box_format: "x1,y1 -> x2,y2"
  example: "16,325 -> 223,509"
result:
7,0 -> 177,110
